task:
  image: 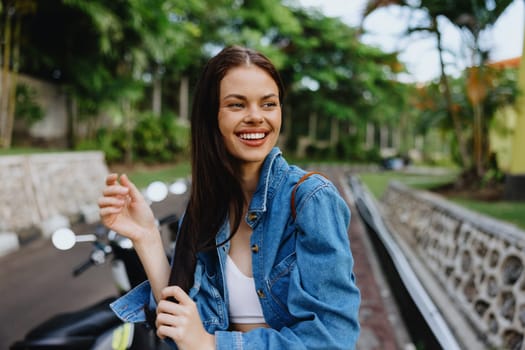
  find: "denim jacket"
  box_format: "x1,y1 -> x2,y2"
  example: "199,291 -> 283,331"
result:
110,148 -> 361,349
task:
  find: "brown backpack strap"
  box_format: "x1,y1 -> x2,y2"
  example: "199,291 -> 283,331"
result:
291,171 -> 325,220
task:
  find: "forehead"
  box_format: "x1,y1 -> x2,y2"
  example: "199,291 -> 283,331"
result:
220,65 -> 278,96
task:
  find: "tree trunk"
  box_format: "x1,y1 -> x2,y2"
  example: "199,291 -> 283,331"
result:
379,124 -> 388,150
152,68 -> 162,116
0,7 -> 13,149
365,122 -> 374,150
472,102 -> 483,176
179,76 -> 189,121
123,99 -> 133,166
308,112 -> 317,141
434,17 -> 470,168
4,12 -> 21,149
66,93 -> 78,149
330,117 -> 339,146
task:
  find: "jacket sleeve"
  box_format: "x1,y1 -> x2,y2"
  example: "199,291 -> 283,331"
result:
110,280 -> 154,323
214,179 -> 361,349
110,281 -> 179,349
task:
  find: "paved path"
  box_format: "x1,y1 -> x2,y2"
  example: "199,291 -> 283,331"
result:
0,193 -> 188,350
0,169 -> 409,350
0,223 -> 116,349
321,167 -> 412,350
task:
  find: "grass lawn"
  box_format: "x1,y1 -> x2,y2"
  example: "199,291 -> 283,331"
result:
0,147 -> 66,155
359,170 -> 525,231
118,161 -> 191,189
358,171 -> 458,199
449,198 -> 525,230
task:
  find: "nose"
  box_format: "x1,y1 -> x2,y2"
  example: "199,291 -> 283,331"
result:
244,105 -> 264,124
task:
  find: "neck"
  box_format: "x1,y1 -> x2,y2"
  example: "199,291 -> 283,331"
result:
239,161 -> 262,203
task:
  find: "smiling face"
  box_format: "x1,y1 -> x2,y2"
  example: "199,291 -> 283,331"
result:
218,65 -> 282,170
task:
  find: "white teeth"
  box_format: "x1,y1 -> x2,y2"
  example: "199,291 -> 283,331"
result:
239,133 -> 265,140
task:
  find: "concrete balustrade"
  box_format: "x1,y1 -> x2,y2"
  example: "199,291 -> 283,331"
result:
0,152 -> 108,250
381,181 -> 525,350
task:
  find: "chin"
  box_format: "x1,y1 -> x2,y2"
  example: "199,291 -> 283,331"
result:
234,148 -> 272,164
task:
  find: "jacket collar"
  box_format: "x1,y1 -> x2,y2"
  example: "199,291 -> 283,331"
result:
248,147 -> 287,215
215,147 -> 288,243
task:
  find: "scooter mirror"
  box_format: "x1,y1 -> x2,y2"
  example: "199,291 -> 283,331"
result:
52,228 -> 77,250
146,181 -> 169,202
169,179 -> 188,195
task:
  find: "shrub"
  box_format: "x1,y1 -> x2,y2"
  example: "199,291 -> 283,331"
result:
15,83 -> 44,125
79,111 -> 190,164
133,112 -> 189,163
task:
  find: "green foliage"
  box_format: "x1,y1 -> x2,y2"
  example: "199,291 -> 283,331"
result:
15,84 -> 43,125
133,114 -> 169,161
77,112 -> 190,164
411,66 -> 518,169
17,0 -> 421,164
336,135 -> 382,163
96,127 -> 128,163
134,112 -> 189,163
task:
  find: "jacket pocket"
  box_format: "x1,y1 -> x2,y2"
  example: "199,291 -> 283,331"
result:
267,251 -> 297,325
192,259 -> 226,329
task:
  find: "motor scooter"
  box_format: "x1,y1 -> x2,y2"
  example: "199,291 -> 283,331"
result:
10,179 -> 188,350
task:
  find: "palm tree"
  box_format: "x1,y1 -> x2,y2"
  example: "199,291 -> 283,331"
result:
441,0 -> 515,177
363,0 -> 514,179
0,0 -> 37,149
362,0 -> 471,169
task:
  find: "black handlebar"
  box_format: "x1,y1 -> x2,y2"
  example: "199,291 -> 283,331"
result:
158,213 -> 179,226
73,259 -> 95,276
72,212 -> 179,277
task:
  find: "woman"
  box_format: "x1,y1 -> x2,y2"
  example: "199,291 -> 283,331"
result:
99,46 -> 360,349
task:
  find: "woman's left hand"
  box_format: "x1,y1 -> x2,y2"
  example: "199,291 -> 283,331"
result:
156,286 -> 216,350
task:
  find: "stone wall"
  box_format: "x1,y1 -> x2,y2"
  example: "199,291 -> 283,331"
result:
17,74 -> 68,141
381,181 -> 525,350
0,152 -> 108,243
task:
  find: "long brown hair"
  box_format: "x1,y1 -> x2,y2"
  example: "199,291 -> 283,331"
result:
169,46 -> 285,292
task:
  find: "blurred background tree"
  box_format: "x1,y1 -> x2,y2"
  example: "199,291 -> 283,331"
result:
364,0 -> 517,188
0,0 -> 520,193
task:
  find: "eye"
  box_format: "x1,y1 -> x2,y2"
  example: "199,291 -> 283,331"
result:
227,102 -> 244,110
262,101 -> 278,109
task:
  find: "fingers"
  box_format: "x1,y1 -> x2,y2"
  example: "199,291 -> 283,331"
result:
102,173 -> 129,196
119,174 -> 142,202
100,174 -> 131,206
157,323 -> 183,341
161,286 -> 193,306
97,195 -> 126,208
155,286 -> 213,348
99,174 -> 129,223
157,298 -> 184,316
155,297 -> 185,341
105,173 -> 118,186
156,286 -> 194,325
155,287 -> 200,345
98,185 -> 128,213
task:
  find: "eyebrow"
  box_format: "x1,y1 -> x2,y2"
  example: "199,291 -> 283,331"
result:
222,93 -> 279,101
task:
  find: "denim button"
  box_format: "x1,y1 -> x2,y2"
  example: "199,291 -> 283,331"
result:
251,244 -> 259,253
248,212 -> 257,221
257,289 -> 265,298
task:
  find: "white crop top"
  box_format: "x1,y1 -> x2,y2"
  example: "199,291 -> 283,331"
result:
225,255 -> 265,324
